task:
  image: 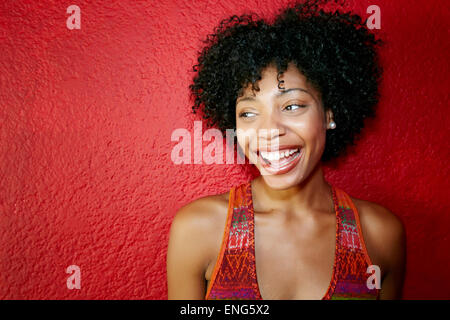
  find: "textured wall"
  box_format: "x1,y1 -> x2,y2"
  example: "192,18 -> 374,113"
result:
0,0 -> 448,299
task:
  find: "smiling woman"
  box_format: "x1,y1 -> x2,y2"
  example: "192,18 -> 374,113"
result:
235,63 -> 329,184
167,0 -> 406,300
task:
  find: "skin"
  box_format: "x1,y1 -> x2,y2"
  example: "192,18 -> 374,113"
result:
167,62 -> 406,300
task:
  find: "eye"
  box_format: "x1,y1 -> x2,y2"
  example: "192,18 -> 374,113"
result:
238,111 -> 257,118
283,104 -> 306,111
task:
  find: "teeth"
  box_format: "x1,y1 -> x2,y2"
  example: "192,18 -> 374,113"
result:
260,148 -> 299,161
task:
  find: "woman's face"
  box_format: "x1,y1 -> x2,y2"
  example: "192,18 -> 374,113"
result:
235,62 -> 333,189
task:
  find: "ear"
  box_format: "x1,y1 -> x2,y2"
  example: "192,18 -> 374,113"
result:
324,109 -> 334,129
326,109 -> 334,122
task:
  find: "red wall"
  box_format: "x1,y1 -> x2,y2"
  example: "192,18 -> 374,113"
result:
0,0 -> 448,299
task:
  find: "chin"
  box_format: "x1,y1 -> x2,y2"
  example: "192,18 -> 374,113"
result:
259,170 -> 303,190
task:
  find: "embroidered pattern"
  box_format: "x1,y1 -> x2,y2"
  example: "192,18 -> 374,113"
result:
326,188 -> 379,300
205,183 -> 261,299
205,182 -> 379,300
228,207 -> 250,250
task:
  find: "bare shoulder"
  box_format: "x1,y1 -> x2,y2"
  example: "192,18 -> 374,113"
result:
351,197 -> 405,240
171,191 -> 229,235
168,191 -> 230,268
167,191 -> 230,299
350,196 -> 406,276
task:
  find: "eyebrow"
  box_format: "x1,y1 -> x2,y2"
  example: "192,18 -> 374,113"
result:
236,88 -> 311,103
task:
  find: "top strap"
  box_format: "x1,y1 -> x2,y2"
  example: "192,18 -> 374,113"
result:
227,182 -> 253,251
326,186 -> 380,299
205,182 -> 261,299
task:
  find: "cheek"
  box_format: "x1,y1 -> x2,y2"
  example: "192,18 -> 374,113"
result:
236,128 -> 256,156
304,117 -> 327,153
286,114 -> 326,143
236,135 -> 246,153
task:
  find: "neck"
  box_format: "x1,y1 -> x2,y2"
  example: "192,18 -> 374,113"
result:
251,162 -> 333,218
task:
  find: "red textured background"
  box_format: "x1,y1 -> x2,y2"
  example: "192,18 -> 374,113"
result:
0,0 -> 449,299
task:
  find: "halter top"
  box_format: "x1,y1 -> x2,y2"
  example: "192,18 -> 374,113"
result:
205,181 -> 380,300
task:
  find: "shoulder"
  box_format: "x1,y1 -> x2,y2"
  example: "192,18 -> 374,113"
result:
168,191 -> 230,269
350,196 -> 406,277
171,191 -> 230,235
351,196 -> 405,243
167,191 -> 231,298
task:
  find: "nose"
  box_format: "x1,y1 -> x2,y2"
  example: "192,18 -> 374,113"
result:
257,111 -> 286,147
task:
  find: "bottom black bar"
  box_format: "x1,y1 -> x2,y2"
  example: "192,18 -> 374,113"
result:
1,300 -> 448,319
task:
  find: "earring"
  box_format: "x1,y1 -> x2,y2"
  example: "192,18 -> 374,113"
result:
329,121 -> 336,129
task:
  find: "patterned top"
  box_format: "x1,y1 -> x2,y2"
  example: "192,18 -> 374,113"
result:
205,181 -> 380,300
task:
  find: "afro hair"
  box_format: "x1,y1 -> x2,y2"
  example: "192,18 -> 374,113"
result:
189,0 -> 384,162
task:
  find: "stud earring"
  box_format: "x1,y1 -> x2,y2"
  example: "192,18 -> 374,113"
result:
329,121 -> 336,129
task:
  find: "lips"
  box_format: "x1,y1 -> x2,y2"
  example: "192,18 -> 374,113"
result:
256,147 -> 303,175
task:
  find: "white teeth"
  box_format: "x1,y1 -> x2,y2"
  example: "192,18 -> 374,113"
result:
260,148 -> 300,161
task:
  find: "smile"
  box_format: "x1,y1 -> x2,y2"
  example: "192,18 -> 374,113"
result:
257,148 -> 303,175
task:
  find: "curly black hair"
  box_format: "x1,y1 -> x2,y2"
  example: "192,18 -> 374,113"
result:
189,0 -> 383,162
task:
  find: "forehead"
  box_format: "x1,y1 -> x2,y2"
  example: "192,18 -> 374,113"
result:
239,62 -> 314,97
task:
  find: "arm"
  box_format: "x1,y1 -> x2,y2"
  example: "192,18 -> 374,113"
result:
166,202 -> 211,300
357,199 -> 407,299
378,210 -> 407,299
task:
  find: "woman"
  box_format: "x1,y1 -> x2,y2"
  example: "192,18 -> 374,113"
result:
167,0 -> 406,300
